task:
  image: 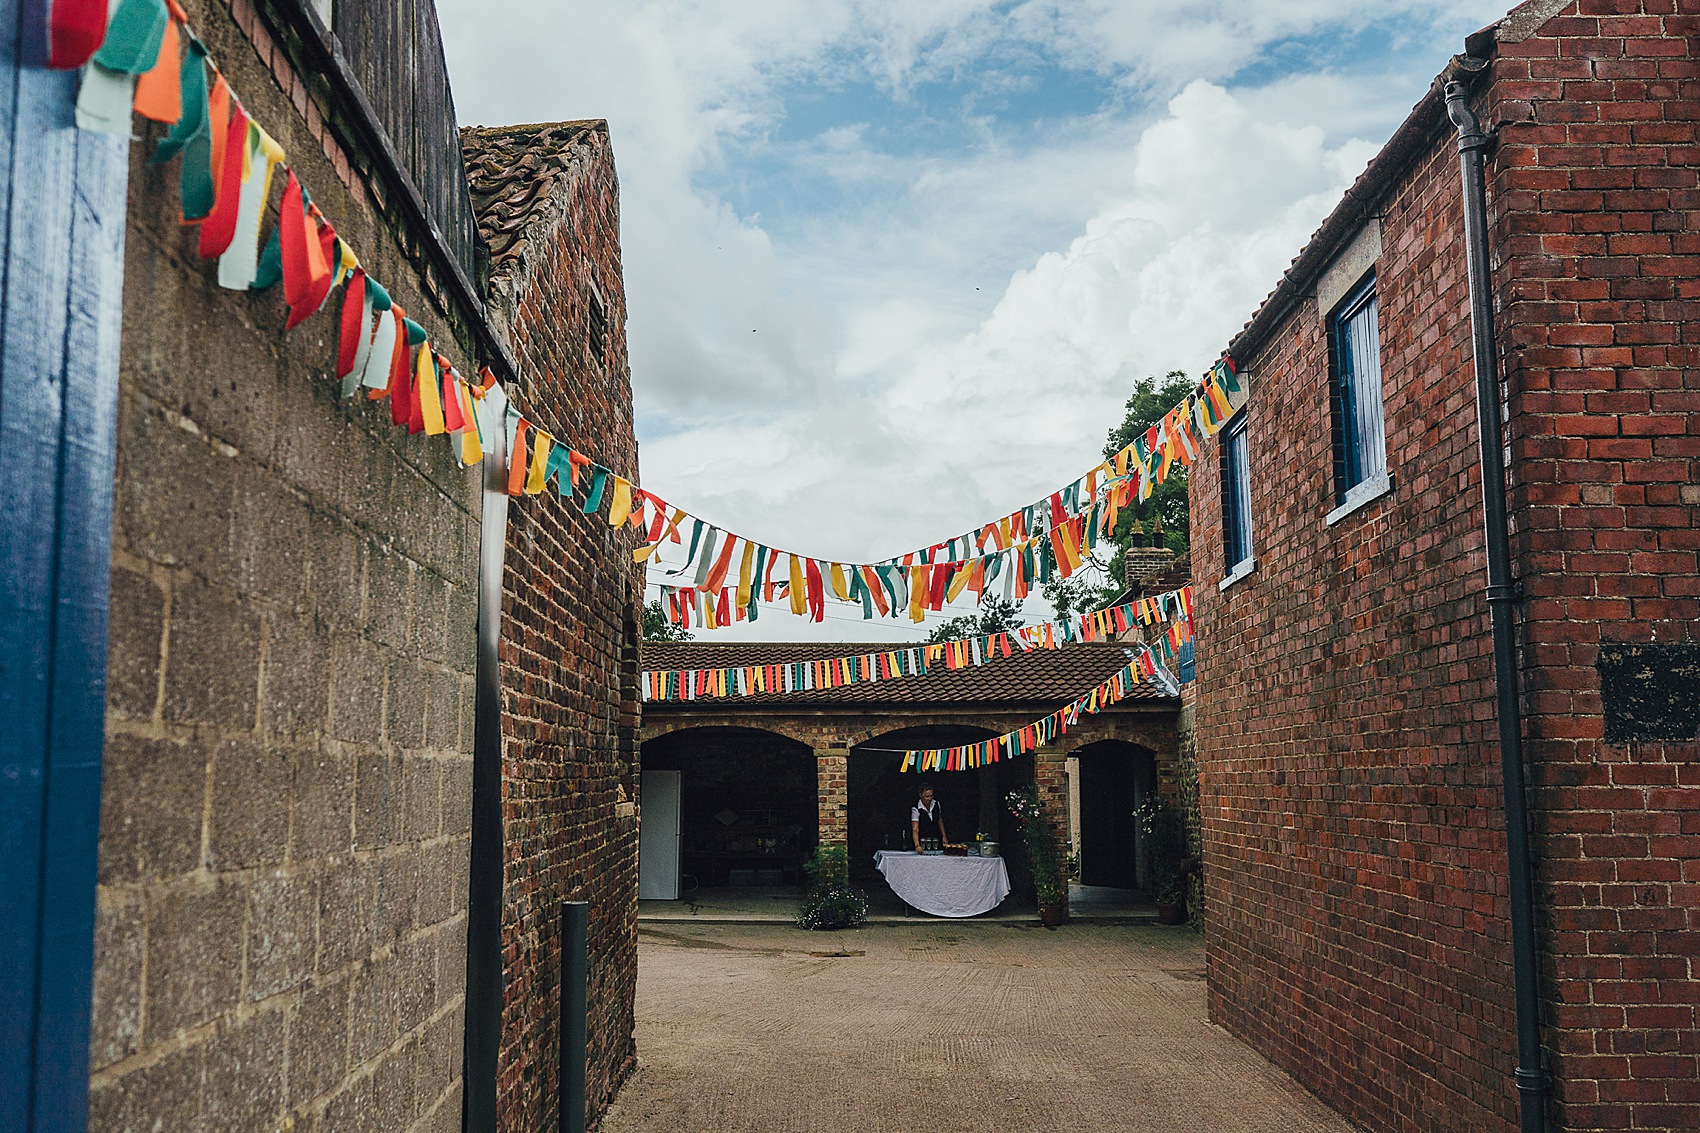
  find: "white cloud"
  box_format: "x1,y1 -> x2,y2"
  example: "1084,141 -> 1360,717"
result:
437,0 -> 1512,641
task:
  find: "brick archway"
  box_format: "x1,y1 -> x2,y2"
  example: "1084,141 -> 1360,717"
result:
641,726 -> 820,887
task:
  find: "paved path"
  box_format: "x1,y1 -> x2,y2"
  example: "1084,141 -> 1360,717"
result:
599,922 -> 1358,1133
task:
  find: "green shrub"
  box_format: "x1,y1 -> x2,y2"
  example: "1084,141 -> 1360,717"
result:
796,886 -> 868,931
803,844 -> 849,891
1137,795 -> 1188,905
797,844 -> 866,930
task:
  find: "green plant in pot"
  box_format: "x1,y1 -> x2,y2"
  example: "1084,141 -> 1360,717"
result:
796,844 -> 867,931
1007,787 -> 1068,927
1137,795 -> 1188,925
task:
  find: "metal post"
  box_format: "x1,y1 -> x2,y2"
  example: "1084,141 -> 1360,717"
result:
1445,76 -> 1549,1133
462,387 -> 510,1133
559,901 -> 589,1133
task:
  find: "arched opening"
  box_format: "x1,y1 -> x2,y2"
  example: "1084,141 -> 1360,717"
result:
1066,739 -> 1157,891
848,725 -> 1030,895
640,726 -> 817,896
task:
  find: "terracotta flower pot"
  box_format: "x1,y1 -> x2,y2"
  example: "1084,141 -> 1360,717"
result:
1156,901 -> 1186,925
1039,904 -> 1067,928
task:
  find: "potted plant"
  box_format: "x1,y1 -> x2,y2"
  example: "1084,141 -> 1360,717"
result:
1007,788 -> 1068,927
796,844 -> 868,931
1137,795 -> 1188,925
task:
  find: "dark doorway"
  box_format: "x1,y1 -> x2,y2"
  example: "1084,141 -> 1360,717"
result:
848,726 -> 1028,889
1074,741 -> 1156,890
642,727 -> 816,887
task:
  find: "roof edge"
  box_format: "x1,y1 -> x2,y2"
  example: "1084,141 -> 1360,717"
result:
1225,32 -> 1508,366
460,119 -> 609,139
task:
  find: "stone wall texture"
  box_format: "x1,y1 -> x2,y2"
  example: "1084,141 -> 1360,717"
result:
479,125 -> 643,1133
92,3 -> 482,1133
1189,3 -> 1699,1132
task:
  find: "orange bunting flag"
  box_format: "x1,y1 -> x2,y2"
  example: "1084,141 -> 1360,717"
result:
507,419 -> 530,497
133,16 -> 182,124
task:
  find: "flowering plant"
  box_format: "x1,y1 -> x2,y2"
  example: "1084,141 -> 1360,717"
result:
1007,787 -> 1067,907
1136,795 -> 1188,906
797,844 -> 867,930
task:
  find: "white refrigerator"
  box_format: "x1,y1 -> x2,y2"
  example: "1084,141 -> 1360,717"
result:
638,770 -> 681,900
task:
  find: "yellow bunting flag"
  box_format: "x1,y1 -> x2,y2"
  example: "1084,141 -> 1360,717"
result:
607,477 -> 633,526
525,430 -> 552,495
458,383 -> 483,465
787,554 -> 807,617
418,346 -> 446,435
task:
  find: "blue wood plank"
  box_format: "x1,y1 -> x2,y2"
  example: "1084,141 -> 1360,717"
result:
0,0 -> 16,317
0,6 -> 129,1129
33,120 -> 127,1133
0,60 -> 79,1133
0,0 -> 26,1105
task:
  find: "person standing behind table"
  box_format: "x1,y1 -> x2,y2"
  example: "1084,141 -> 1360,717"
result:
911,784 -> 948,851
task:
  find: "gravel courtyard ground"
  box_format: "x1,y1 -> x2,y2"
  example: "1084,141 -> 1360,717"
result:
598,921 -> 1357,1133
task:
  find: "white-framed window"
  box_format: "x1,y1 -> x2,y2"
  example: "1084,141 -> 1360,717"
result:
1220,413 -> 1254,586
1329,274 -> 1386,501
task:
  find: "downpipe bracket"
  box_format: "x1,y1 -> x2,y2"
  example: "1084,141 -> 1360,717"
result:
1486,580 -> 1524,605
1515,1066 -> 1551,1096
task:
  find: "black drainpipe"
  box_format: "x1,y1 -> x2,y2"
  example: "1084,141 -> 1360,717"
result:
1444,73 -> 1549,1133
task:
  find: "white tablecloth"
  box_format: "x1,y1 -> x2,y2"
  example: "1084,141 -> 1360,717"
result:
874,851 -> 1011,918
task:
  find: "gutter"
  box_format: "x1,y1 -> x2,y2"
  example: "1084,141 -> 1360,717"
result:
1444,61 -> 1550,1133
1225,42 -> 1513,369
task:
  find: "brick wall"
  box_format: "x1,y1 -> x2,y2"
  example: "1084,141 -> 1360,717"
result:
1192,4 -> 1699,1132
472,124 -> 643,1133
1191,74 -> 1521,1133
1489,3 -> 1700,1128
92,2 -> 481,1132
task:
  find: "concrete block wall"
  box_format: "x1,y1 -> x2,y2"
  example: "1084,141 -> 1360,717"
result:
1488,4 -> 1700,1127
92,2 -> 482,1132
480,125 -> 643,1133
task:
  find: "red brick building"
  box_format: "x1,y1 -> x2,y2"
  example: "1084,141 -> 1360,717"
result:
1188,2 -> 1699,1131
639,641 -> 1180,900
463,121 -> 644,1133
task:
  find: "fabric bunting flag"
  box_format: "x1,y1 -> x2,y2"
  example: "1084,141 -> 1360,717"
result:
57,0 -> 1237,640
891,653 -> 1157,773
641,587 -> 1193,708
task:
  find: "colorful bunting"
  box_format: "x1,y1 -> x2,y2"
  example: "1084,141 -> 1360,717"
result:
54,3 -> 1238,640
641,587 -> 1193,707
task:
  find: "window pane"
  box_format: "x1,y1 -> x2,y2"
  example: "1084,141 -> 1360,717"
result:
1226,420 -> 1252,569
1345,294 -> 1385,484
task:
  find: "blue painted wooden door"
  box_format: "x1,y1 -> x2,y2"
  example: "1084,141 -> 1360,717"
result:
0,2 -> 130,1131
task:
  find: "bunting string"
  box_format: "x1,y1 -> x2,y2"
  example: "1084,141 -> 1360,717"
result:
621,358 -> 1240,627
888,642 -> 1176,773
641,587 -> 1193,703
52,2 -> 1240,630
57,0 -> 508,479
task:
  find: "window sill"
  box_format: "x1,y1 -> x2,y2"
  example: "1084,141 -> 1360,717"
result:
1326,470 -> 1393,527
1218,556 -> 1257,592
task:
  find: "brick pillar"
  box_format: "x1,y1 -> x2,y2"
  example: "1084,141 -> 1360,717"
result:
1035,741 -> 1069,837
1035,740 -> 1070,911
816,747 -> 847,848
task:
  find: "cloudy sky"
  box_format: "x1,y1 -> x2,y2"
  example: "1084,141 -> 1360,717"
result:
438,0 -> 1510,641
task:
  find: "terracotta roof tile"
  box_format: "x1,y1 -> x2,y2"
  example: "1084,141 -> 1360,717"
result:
640,640 -> 1173,709
460,121 -> 604,280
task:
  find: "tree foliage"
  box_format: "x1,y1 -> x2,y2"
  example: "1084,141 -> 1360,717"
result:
925,593 -> 1024,645
1100,370 -> 1193,582
642,599 -> 693,643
